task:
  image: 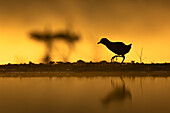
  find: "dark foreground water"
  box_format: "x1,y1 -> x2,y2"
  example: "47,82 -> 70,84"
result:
0,76 -> 170,113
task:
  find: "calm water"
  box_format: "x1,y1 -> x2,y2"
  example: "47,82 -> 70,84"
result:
0,76 -> 170,113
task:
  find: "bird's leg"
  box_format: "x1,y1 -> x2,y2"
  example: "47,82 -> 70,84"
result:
116,56 -> 118,61
121,55 -> 125,63
111,55 -> 118,62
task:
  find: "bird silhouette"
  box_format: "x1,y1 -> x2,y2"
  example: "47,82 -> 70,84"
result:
98,38 -> 132,63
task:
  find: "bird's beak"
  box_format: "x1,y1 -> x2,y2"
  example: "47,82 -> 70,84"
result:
97,41 -> 101,44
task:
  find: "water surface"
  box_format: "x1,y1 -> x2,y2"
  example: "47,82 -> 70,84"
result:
0,76 -> 170,113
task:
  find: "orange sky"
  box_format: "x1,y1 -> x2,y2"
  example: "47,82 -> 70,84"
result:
0,0 -> 170,64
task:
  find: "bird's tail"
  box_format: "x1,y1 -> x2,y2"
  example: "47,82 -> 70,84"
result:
129,43 -> 132,46
127,44 -> 132,52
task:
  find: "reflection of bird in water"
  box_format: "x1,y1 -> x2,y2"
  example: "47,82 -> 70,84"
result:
98,38 -> 132,63
102,77 -> 132,105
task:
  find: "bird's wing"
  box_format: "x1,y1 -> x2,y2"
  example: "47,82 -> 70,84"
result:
113,42 -> 126,46
108,42 -> 128,55
111,42 -> 126,50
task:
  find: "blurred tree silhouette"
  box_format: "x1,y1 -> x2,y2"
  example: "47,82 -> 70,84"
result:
30,28 -> 80,63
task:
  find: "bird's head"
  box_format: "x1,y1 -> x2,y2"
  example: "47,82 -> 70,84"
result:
97,38 -> 109,44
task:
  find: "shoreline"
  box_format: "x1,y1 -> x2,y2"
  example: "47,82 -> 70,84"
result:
0,62 -> 170,77
1,71 -> 170,77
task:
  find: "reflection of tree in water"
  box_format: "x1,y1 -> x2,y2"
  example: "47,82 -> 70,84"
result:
30,27 -> 80,62
102,76 -> 132,105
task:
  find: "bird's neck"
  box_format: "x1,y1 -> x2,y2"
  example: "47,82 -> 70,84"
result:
103,40 -> 112,48
102,40 -> 111,46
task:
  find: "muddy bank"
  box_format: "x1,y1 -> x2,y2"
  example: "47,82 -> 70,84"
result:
0,62 -> 170,77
